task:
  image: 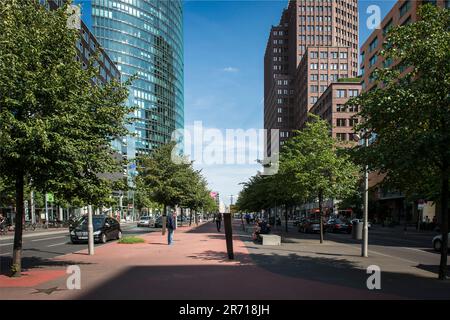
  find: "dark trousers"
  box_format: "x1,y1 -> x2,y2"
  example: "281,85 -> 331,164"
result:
216,220 -> 222,232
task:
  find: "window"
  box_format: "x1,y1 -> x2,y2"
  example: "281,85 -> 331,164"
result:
336,105 -> 346,112
400,1 -> 411,17
277,117 -> 282,123
369,37 -> 378,52
310,85 -> 319,93
348,105 -> 359,112
369,55 -> 378,67
320,52 -> 328,59
310,63 -> 318,70
349,118 -> 359,126
310,51 -> 318,59
320,74 -> 328,81
336,89 -> 346,98
336,133 -> 347,141
278,107 -> 283,113
340,52 -> 348,59
336,119 -> 347,127
383,19 -> 393,35
349,89 -> 359,97
310,74 -> 318,81
331,52 -> 338,59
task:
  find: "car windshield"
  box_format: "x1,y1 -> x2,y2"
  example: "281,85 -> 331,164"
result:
78,217 -> 104,230
140,217 -> 149,220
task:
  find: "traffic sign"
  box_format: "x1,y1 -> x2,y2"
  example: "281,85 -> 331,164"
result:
46,193 -> 54,203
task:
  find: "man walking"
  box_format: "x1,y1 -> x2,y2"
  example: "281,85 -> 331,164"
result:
167,210 -> 177,245
215,212 -> 222,232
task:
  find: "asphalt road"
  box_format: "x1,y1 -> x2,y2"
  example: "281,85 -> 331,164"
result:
0,223 -> 159,262
269,222 -> 447,274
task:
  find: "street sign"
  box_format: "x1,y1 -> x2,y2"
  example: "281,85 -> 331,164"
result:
46,193 -> 54,203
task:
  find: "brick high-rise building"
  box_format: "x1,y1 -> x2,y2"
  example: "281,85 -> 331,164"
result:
264,0 -> 359,152
359,0 -> 449,224
360,0 -> 449,92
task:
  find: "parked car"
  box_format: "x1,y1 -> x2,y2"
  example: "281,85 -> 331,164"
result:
293,217 -> 303,226
154,216 -> 163,228
137,216 -> 155,228
70,215 -> 122,244
298,219 -> 322,233
326,218 -> 352,234
432,233 -> 450,252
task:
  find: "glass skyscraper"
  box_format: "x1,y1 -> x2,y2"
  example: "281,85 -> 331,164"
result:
75,0 -> 184,165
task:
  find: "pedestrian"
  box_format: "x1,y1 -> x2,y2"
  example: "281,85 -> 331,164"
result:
167,210 -> 177,245
245,213 -> 250,225
215,212 -> 222,232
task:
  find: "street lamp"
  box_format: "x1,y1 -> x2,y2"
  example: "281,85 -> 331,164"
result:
354,131 -> 369,258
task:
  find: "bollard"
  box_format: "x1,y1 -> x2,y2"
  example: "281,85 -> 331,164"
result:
223,213 -> 234,259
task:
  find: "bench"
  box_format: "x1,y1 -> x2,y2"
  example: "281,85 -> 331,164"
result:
260,234 -> 281,246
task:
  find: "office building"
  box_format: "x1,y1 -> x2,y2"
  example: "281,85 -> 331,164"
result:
264,0 -> 359,150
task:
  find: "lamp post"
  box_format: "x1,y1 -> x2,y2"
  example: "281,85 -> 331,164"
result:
355,131 -> 369,257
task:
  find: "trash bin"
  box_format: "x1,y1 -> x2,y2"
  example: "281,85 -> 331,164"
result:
352,221 -> 363,240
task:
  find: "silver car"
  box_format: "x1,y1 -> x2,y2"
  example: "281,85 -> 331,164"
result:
137,216 -> 155,228
432,233 -> 450,252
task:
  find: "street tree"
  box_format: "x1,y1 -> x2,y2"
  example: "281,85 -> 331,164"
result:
0,0 -> 131,276
280,116 -> 359,243
347,4 -> 450,279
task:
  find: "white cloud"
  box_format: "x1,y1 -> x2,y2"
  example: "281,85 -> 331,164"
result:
222,67 -> 239,73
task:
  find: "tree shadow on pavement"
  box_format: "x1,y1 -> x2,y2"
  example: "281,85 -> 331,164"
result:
0,256 -> 92,276
74,254 -> 450,300
186,249 -> 253,265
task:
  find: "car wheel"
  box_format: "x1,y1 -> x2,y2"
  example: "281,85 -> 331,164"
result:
117,230 -> 122,240
434,239 -> 442,252
101,233 -> 107,244
71,239 -> 78,244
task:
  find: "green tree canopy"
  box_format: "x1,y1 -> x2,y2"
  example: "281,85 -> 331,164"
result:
0,0 -> 132,276
347,4 -> 450,279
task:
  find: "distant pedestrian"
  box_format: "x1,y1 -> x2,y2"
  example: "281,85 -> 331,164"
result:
215,212 -> 222,232
167,211 -> 177,245
245,213 -> 250,225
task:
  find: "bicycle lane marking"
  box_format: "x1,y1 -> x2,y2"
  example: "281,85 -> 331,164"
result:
31,236 -> 67,242
0,243 -> 13,247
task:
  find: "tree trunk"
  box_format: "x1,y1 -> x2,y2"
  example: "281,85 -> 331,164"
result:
162,204 -> 167,235
189,209 -> 193,226
319,190 -> 324,244
284,204 -> 288,233
11,171 -> 25,277
180,208 -> 183,227
438,166 -> 449,280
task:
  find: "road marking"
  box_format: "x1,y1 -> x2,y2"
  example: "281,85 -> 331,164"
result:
0,252 -> 11,256
32,236 -> 67,242
47,242 -> 68,247
0,242 -> 13,247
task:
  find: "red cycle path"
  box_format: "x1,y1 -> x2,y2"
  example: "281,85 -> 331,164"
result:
0,221 -> 401,299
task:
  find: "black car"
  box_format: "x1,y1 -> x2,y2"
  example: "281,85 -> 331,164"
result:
70,215 -> 122,244
326,218 -> 352,234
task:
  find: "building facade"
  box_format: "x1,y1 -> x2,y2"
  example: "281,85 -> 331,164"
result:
360,0 -> 449,92
75,0 -> 184,167
264,0 -> 359,150
360,0 -> 449,225
309,81 -> 361,143
294,46 -> 358,129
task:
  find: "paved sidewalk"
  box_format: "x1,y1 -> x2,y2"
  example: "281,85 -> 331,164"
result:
0,220 -> 449,300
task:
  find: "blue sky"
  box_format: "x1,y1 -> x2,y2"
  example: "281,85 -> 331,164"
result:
184,0 -> 396,205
